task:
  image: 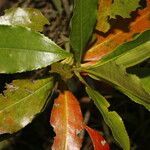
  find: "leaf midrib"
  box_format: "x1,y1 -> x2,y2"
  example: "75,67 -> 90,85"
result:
79,0 -> 83,62
0,47 -> 64,54
64,92 -> 69,150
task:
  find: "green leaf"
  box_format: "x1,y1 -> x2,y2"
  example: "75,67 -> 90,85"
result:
51,63 -> 73,79
0,140 -> 9,149
96,30 -> 150,68
70,0 -> 98,63
110,0 -> 140,18
86,87 -> 130,150
128,67 -> 150,93
0,25 -> 72,73
97,0 -> 140,32
83,61 -> 150,110
141,74 -> 150,94
0,77 -> 54,134
119,88 -> 150,111
0,7 -> 49,32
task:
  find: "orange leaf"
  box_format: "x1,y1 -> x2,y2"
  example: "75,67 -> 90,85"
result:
85,125 -> 110,150
50,91 -> 83,150
84,0 -> 150,61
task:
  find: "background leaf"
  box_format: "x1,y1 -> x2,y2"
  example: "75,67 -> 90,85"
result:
0,77 -> 54,134
70,0 -> 98,63
50,91 -> 83,150
0,7 -> 49,31
96,0 -> 140,32
110,0 -> 140,18
84,125 -> 110,150
84,1 -> 150,61
0,25 -> 71,73
86,87 -> 130,150
96,0 -> 112,33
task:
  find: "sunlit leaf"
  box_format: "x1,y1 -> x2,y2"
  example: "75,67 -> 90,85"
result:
0,25 -> 72,73
0,7 -> 49,31
86,87 -> 130,150
70,0 -> 98,63
84,0 -> 150,61
85,125 -> 110,150
50,91 -> 83,150
0,77 -> 54,134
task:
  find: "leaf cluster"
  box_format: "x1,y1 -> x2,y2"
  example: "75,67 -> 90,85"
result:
0,0 -> 150,150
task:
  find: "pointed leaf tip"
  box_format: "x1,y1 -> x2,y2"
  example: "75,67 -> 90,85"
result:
0,25 -> 71,73
85,125 -> 110,150
70,0 -> 98,62
86,87 -> 130,150
50,91 -> 83,150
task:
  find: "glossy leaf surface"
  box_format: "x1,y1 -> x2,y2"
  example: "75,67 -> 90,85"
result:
0,77 -> 53,134
86,87 -> 130,150
0,7 -> 49,31
70,0 -> 98,62
0,25 -> 71,73
85,125 -> 110,150
96,0 -> 140,32
84,1 -> 150,61
50,91 -> 83,150
97,30 -> 150,68
84,61 -> 150,110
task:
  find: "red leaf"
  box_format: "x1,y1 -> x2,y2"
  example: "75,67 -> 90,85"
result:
50,91 -> 83,150
84,0 -> 150,62
85,125 -> 110,150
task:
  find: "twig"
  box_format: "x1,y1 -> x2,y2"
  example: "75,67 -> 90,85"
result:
79,110 -> 91,140
61,0 -> 71,17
